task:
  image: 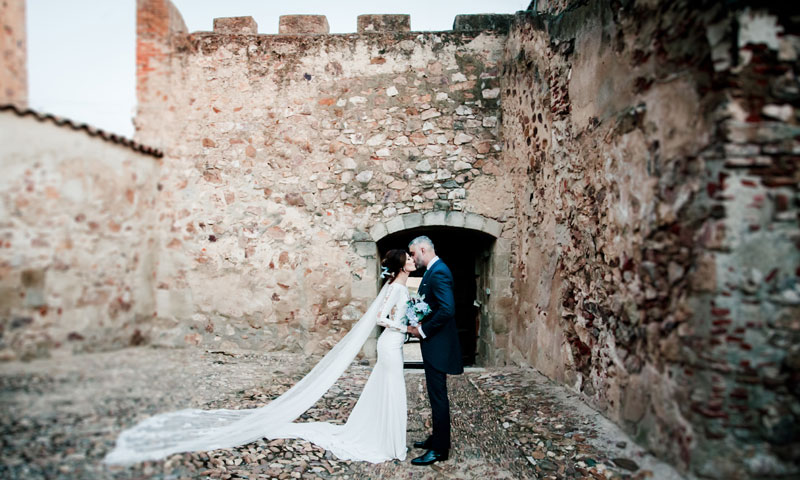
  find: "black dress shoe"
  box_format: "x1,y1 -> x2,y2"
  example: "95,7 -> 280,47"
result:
411,449 -> 449,466
413,438 -> 431,449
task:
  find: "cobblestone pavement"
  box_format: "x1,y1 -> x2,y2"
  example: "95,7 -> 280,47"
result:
0,347 -> 688,479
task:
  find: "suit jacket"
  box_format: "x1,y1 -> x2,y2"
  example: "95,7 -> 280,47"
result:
418,259 -> 464,375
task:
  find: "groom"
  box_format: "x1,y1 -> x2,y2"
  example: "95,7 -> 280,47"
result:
407,236 -> 463,466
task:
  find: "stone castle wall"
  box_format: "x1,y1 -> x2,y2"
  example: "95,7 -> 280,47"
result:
0,112 -> 160,360
503,0 -> 799,477
0,0 -> 796,476
133,1 -> 516,358
0,0 -> 27,107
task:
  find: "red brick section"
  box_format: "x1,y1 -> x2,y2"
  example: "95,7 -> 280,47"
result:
136,0 -> 170,98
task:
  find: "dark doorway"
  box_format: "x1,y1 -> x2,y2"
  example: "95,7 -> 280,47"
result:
377,226 -> 495,367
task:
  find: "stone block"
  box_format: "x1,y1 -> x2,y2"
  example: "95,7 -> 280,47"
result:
622,374 -> 649,422
445,211 -> 466,228
484,218 -> 503,238
351,230 -> 372,241
353,241 -> 377,258
465,212 -> 486,232
490,277 -> 513,296
494,333 -> 509,348
491,253 -> 511,277
279,15 -> 330,34
385,215 -> 405,234
351,277 -> 378,300
357,14 -> 410,33
690,253 -> 717,292
494,348 -> 506,366
493,313 -> 508,334
493,237 -> 511,254
369,222 -> 388,241
402,212 -> 423,229
423,210 -> 446,226
360,333 -> 378,363
452,14 -> 513,33
213,16 -> 258,34
434,200 -> 450,210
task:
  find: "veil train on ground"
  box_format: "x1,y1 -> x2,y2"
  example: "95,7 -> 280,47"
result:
104,283 -> 391,465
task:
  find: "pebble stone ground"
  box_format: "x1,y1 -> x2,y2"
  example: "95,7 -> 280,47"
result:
0,347 -> 690,480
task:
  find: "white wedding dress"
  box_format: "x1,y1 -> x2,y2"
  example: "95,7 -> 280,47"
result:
104,282 -> 410,465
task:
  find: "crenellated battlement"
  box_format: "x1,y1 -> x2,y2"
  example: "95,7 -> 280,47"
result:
213,16 -> 258,35
203,12 -> 513,36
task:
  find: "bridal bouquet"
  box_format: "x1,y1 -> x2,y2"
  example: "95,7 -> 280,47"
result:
404,293 -> 431,327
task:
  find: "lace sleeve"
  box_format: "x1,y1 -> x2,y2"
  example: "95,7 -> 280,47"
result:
377,285 -> 397,322
377,286 -> 407,333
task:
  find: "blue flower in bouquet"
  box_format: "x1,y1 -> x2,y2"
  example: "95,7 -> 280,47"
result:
404,293 -> 430,327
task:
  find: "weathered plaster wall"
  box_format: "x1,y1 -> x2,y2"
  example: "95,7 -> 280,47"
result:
0,113 -> 161,360
0,0 -> 27,107
134,1 -> 515,357
503,0 -> 799,477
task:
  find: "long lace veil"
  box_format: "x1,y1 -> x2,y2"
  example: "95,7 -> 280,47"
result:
104,283 -> 390,465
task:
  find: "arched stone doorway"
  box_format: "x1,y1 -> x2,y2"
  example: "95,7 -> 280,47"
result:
351,212 -> 512,367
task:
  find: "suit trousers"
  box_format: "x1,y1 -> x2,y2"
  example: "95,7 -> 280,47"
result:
423,362 -> 450,451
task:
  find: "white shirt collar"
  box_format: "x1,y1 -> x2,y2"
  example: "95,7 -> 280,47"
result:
426,256 -> 439,269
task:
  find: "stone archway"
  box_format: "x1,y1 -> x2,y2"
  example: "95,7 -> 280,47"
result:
351,212 -> 512,367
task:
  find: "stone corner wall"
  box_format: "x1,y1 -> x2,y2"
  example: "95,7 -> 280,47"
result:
0,0 -> 27,108
502,0 -> 799,477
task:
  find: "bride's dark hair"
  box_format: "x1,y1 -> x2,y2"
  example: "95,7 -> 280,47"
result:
381,249 -> 407,284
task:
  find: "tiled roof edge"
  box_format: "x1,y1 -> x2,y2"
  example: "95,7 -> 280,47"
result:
0,104 -> 163,158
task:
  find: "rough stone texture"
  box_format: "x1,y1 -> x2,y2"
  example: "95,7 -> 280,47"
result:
132,9 -> 512,361
0,348 -> 685,479
0,113 -> 160,361
279,15 -> 330,35
504,0 -> 799,477
357,14 -> 410,33
453,14 -> 514,33
1,1 -> 797,477
213,16 -> 258,35
0,0 -> 27,107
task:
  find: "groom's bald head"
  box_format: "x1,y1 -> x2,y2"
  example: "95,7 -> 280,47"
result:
408,236 -> 435,268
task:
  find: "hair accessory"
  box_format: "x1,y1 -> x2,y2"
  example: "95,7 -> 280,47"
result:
380,266 -> 391,278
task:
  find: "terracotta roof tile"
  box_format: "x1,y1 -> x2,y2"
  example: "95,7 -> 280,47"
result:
0,104 -> 163,158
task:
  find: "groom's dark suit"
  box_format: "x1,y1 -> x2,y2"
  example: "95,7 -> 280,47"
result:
418,258 -> 463,452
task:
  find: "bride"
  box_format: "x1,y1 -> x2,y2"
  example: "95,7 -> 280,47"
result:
104,249 -> 417,465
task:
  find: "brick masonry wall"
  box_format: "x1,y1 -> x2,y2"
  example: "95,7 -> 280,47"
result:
0,0 -> 27,107
503,0 -> 799,477
0,113 -> 160,360
134,4 -> 513,356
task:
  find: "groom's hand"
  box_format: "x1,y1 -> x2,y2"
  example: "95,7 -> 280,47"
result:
407,326 -> 422,338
